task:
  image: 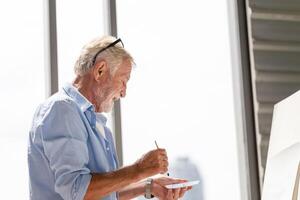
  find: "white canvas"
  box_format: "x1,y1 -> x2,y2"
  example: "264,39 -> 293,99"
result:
262,90 -> 300,200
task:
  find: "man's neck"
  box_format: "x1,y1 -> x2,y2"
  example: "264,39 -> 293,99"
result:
73,75 -> 100,111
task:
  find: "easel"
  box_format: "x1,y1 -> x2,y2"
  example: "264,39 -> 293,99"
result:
292,162 -> 300,200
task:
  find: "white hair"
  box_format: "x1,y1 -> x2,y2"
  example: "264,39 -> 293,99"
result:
74,36 -> 134,76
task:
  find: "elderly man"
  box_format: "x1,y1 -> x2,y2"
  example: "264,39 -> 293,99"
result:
28,36 -> 190,200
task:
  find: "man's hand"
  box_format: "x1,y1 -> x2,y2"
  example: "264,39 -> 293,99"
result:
152,177 -> 192,200
135,149 -> 168,178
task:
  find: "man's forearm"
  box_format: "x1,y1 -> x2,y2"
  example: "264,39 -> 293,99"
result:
118,181 -> 145,200
83,164 -> 144,200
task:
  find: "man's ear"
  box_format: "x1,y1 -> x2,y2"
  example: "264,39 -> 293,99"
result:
93,60 -> 107,81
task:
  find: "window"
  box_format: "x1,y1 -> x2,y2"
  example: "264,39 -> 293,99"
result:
117,1 -> 241,199
56,0 -> 115,131
0,0 -> 45,198
56,0 -> 105,87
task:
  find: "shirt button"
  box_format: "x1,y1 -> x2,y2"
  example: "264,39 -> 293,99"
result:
106,147 -> 110,151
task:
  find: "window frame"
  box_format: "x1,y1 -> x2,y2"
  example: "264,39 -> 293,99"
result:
227,0 -> 261,199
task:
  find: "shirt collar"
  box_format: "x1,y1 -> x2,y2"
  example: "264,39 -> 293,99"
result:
95,112 -> 108,125
62,83 -> 94,112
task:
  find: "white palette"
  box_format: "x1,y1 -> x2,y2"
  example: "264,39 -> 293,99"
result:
165,180 -> 200,189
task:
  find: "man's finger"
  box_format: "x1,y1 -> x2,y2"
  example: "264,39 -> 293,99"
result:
157,149 -> 167,155
179,187 -> 187,198
173,188 -> 181,199
167,189 -> 174,200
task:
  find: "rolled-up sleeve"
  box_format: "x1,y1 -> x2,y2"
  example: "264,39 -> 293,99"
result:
40,100 -> 91,200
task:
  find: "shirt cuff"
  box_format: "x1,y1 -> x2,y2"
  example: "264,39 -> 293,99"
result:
74,173 -> 92,200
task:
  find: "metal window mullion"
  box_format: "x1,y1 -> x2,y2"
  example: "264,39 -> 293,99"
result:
104,0 -> 123,166
44,0 -> 58,97
228,0 -> 261,199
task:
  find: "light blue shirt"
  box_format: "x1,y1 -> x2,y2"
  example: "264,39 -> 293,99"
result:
28,84 -> 119,200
